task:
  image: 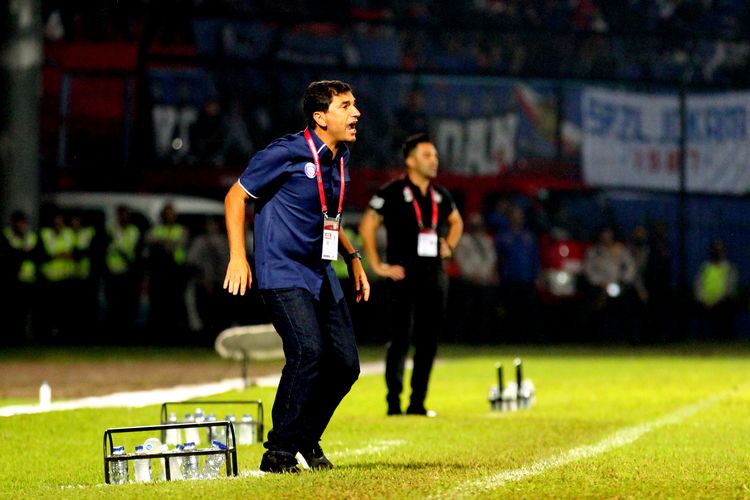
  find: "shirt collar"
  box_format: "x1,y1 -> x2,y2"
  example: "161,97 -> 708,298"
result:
403,174 -> 431,196
305,128 -> 348,161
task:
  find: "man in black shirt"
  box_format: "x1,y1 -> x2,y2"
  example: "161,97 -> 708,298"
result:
359,133 -> 463,416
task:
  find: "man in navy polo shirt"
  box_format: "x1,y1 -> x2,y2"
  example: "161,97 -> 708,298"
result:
223,80 -> 370,473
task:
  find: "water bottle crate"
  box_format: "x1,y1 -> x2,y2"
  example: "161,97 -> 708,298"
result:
159,399 -> 265,445
103,421 -> 238,484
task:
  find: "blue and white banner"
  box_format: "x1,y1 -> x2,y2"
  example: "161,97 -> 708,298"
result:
582,87 -> 750,193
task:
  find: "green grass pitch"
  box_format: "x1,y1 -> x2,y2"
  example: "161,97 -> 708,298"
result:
1,344 -> 749,499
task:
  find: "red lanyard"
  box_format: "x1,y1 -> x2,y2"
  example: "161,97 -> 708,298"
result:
304,128 -> 345,219
404,184 -> 438,230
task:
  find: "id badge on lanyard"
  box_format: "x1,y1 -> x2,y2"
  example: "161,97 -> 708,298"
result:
304,128 -> 345,261
417,229 -> 438,257
405,184 -> 439,258
322,216 -> 340,260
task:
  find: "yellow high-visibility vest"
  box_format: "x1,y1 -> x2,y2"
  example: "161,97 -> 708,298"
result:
106,224 -> 141,274
40,227 -> 75,281
3,227 -> 38,283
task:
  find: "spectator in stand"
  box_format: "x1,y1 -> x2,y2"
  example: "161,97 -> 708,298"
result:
693,239 -> 738,340
189,98 -> 228,167
582,225 -> 640,343
452,212 -> 499,343
390,88 -> 429,156
189,97 -> 254,167
1,210 -> 39,345
495,204 -> 541,342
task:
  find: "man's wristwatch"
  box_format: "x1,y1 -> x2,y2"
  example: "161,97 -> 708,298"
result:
345,250 -> 363,264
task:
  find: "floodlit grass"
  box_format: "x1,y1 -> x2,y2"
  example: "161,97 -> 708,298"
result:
1,344 -> 749,499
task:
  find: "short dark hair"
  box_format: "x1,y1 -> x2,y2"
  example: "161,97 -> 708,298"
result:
303,80 -> 353,129
402,132 -> 432,160
10,210 -> 28,224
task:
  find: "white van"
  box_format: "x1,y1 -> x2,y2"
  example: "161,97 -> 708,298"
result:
41,191 -> 226,234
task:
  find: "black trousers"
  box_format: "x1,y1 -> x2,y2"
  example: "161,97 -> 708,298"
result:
384,271 -> 448,411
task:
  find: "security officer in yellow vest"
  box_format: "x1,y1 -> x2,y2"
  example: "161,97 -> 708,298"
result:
145,202 -> 189,342
693,239 -> 738,340
1,210 -> 39,345
70,213 -> 100,342
104,205 -> 143,339
38,206 -> 76,343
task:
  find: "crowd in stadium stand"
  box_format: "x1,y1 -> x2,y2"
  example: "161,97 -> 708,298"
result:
42,0 -> 750,85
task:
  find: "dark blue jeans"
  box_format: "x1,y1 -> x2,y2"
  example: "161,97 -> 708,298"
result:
260,280 -> 360,455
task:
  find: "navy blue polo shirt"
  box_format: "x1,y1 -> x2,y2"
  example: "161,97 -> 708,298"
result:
238,129 -> 350,301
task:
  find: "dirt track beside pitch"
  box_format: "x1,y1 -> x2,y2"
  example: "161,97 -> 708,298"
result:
0,358 -> 283,400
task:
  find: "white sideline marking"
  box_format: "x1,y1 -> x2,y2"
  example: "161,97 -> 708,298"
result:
0,360 -> 391,417
440,389 -> 739,498
297,439 -> 406,469
328,439 -> 405,458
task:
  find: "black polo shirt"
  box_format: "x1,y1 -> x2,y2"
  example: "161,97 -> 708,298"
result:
367,175 -> 456,277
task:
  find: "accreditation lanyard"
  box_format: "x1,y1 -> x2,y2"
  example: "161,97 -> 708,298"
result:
304,128 -> 345,260
404,184 -> 439,257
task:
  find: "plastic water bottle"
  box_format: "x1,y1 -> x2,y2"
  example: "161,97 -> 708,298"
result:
181,442 -> 200,480
212,415 -> 227,443
194,408 -> 205,446
143,437 -> 161,454
183,413 -> 200,446
110,446 -> 129,484
169,444 -> 184,480
239,414 -> 255,445
225,414 -> 236,444
488,385 -> 501,411
165,412 -> 182,446
201,440 -> 227,479
134,445 -> 152,482
205,413 -> 217,444
502,381 -> 518,412
39,381 -> 51,408
159,443 -> 169,480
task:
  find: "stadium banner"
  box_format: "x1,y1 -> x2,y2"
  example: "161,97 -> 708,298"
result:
415,76 -> 568,174
582,87 -> 750,194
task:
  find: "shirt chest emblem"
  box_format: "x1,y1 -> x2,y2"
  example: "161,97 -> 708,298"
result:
304,162 -> 316,179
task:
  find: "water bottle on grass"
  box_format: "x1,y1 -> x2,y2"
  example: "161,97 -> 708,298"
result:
134,445 -> 152,482
181,442 -> 200,480
169,444 -> 184,480
110,446 -> 129,484
201,441 -> 227,479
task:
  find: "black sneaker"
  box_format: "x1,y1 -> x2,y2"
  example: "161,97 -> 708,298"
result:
299,445 -> 334,470
259,451 -> 301,473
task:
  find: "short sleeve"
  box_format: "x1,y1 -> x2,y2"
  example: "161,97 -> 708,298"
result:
367,186 -> 388,215
238,141 -> 291,199
439,186 -> 457,213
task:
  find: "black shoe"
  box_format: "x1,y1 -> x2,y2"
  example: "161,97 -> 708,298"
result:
259,450 -> 301,473
406,406 -> 437,417
299,445 -> 334,470
387,406 -> 402,416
